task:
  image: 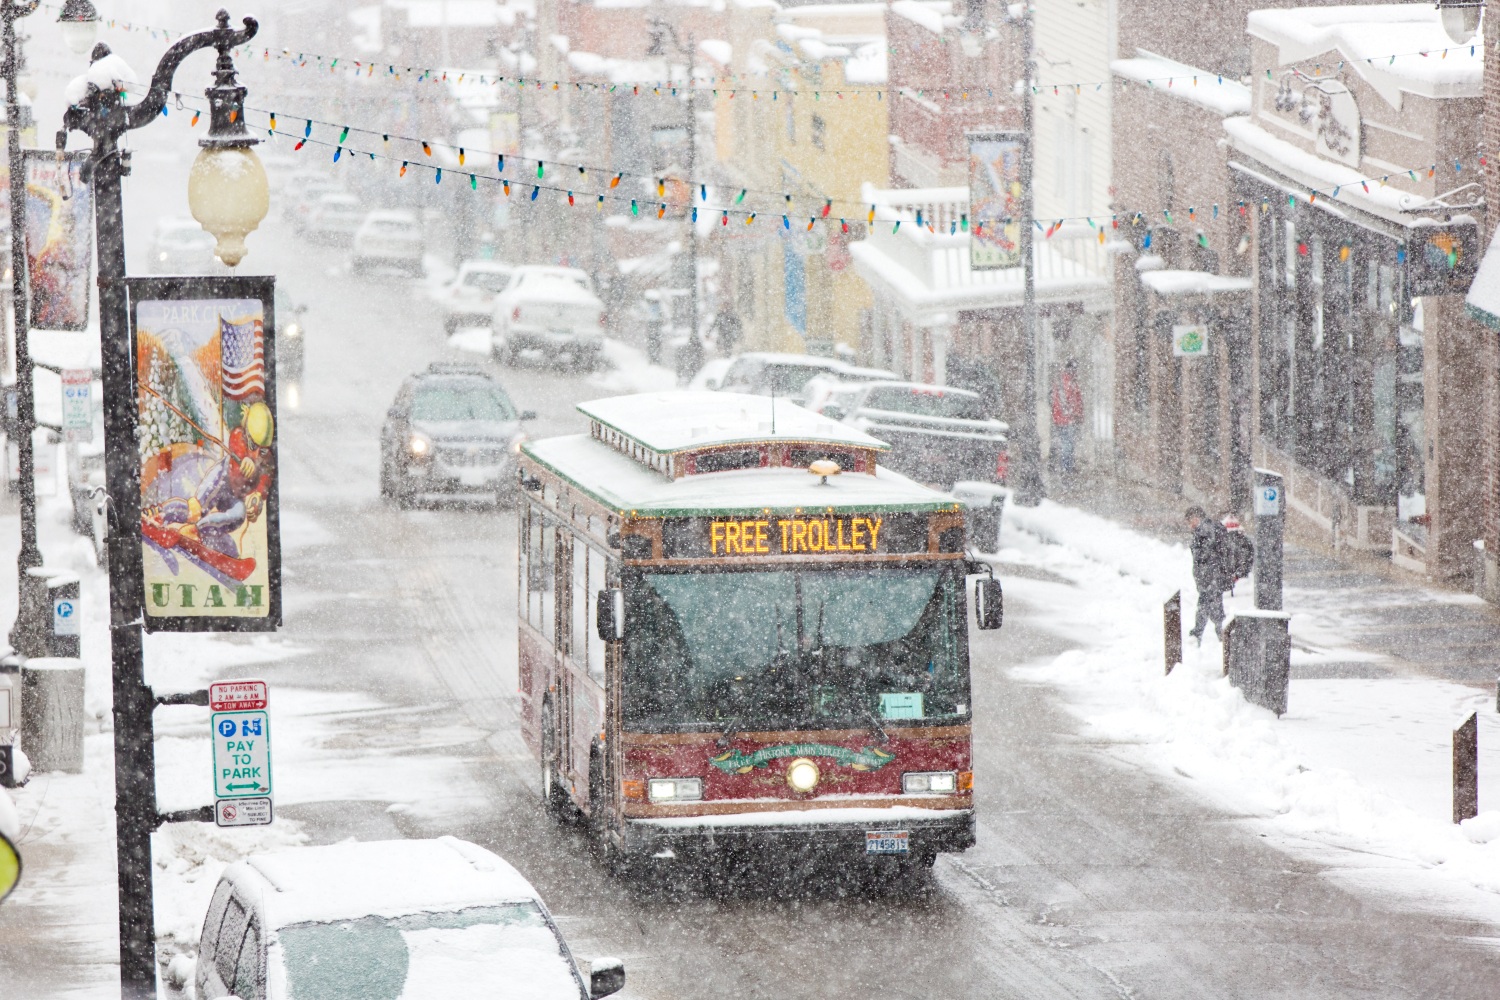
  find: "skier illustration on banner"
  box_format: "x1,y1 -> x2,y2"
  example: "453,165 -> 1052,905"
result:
135,295 -> 278,620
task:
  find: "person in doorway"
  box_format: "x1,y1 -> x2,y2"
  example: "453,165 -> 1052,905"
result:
1050,358 -> 1084,476
643,290 -> 665,365
715,306 -> 742,356
1185,506 -> 1229,644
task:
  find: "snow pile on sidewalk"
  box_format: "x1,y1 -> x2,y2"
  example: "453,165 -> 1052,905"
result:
996,499 -> 1500,925
589,338 -> 678,394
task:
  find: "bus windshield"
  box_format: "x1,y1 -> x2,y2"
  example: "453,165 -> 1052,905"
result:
623,564 -> 969,730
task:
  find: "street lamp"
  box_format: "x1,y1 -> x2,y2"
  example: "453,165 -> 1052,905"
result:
646,19 -> 700,360
56,0 -> 98,55
1437,0 -> 1484,44
58,13 -> 261,997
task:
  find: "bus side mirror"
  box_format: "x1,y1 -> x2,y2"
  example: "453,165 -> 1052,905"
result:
596,589 -> 625,641
589,957 -> 625,998
975,577 -> 1003,630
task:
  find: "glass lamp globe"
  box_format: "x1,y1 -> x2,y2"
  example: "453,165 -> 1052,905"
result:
1440,1 -> 1482,44
58,0 -> 101,55
187,146 -> 270,267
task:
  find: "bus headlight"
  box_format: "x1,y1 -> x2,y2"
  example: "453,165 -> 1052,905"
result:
903,771 -> 957,794
647,777 -> 703,802
786,758 -> 820,793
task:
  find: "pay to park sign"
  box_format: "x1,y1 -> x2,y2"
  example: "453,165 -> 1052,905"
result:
210,678 -> 273,828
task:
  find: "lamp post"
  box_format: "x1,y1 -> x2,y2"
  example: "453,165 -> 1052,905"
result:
1011,2 -> 1046,506
648,19 -> 700,356
2,0 -> 44,659
59,11 -> 266,997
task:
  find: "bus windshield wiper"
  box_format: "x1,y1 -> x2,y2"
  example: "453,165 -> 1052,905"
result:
861,703 -> 890,745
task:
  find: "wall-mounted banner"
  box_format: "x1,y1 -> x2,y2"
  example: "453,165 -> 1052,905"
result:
127,276 -> 282,632
968,132 -> 1025,271
1172,324 -> 1210,358
24,150 -> 94,331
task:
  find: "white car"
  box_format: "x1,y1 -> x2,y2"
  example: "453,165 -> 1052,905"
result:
441,260 -> 513,332
148,217 -> 218,273
352,209 -> 425,276
191,837 -> 625,1000
303,192 -> 364,242
491,266 -> 606,368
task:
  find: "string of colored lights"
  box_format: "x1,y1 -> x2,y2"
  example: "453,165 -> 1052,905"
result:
152,95 -> 1480,246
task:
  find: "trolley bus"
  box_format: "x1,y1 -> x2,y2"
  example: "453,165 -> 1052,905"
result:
516,392 -> 1002,874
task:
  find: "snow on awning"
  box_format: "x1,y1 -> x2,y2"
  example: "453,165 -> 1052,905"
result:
1465,225 -> 1500,331
1140,269 -> 1254,297
1111,53 -> 1250,115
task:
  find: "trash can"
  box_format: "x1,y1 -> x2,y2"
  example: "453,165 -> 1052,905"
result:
27,568 -> 81,659
21,657 -> 86,774
1223,611 -> 1291,717
952,481 -> 1008,554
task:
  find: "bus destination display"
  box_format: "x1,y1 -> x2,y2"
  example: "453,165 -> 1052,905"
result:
657,513 -> 934,559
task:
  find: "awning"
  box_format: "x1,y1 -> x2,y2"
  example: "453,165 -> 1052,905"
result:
1466,224 -> 1500,331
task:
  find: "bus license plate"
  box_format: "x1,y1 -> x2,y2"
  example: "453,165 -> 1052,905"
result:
865,831 -> 910,855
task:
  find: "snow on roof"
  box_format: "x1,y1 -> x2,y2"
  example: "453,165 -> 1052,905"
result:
578,391 -> 887,454
1224,116 -> 1439,226
403,0 -> 508,28
780,3 -> 890,18
890,0 -> 954,36
800,38 -> 852,61
234,838 -> 541,928
525,433 -> 957,517
845,42 -> 888,84
1465,225 -> 1500,330
1139,269 -> 1255,296
1111,52 -> 1251,116
1247,5 -> 1482,109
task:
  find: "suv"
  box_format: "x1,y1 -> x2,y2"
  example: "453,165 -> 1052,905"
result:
379,362 -> 534,507
352,209 -> 425,276
441,259 -> 513,332
826,381 -> 1009,488
192,837 -> 625,1000
490,266 -> 606,368
716,352 -> 897,401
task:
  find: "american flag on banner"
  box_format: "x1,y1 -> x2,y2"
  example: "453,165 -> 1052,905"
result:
220,314 -> 265,401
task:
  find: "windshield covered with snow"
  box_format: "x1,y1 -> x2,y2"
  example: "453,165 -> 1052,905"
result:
623,564 -> 968,729
275,903 -> 582,1000
412,385 -> 516,422
863,386 -> 988,420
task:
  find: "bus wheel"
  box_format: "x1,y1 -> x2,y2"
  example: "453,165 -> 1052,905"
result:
539,707 -> 568,820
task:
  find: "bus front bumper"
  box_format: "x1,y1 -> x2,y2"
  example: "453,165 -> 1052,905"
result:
620,806 -> 975,860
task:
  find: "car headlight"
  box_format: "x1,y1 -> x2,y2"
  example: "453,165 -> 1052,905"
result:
158,251 -> 169,262
509,433 -> 527,455
408,433 -> 432,458
647,777 -> 703,802
786,757 -> 820,793
284,323 -> 301,339
902,771 -> 958,794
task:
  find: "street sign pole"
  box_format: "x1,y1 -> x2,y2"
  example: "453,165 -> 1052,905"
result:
1253,468 -> 1284,611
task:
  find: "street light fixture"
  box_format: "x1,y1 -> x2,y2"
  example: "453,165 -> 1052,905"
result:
56,0 -> 98,55
59,12 -> 261,996
1436,0 -> 1483,44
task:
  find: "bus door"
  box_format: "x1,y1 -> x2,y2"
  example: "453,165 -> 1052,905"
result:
554,529 -> 576,789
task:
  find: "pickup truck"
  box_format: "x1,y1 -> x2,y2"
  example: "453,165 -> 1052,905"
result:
490,266 -> 606,369
823,381 -> 1009,489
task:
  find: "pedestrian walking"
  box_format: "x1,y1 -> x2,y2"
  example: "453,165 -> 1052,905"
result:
1050,359 -> 1084,476
677,330 -> 705,385
643,291 -> 665,365
715,306 -> 742,356
1185,506 -> 1230,644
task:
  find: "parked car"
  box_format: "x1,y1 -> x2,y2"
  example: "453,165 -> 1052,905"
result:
827,381 -> 1010,488
352,209 -> 425,275
282,175 -> 343,230
303,191 -> 364,243
441,260 -> 513,332
148,217 -> 218,273
192,837 -> 625,1000
379,362 -> 534,507
491,266 -> 606,368
275,287 -> 306,384
716,352 -> 898,401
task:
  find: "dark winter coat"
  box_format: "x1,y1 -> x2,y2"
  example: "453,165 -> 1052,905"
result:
1190,519 -> 1231,592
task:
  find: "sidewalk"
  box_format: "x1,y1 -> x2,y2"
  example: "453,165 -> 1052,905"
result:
997,470 -> 1500,928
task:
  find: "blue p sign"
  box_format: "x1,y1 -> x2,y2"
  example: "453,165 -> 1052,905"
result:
218,718 -> 238,738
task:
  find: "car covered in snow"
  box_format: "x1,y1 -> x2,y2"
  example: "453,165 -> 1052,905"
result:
302,191 -> 364,243
147,217 -> 218,273
714,352 -> 898,401
490,266 -> 606,368
824,381 -> 1009,488
191,836 -> 625,1000
379,362 -> 534,507
440,259 -> 513,332
351,209 -> 425,276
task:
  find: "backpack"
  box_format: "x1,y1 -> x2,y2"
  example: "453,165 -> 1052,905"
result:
1223,529 -> 1255,585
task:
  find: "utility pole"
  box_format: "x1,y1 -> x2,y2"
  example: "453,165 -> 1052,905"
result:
1012,2 -> 1046,506
686,31 -> 699,350
60,13 -> 263,996
2,0 -> 46,658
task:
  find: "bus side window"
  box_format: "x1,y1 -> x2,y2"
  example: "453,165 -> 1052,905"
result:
540,525 -> 556,642
587,548 -> 608,680
518,505 -> 530,622
573,537 -> 590,671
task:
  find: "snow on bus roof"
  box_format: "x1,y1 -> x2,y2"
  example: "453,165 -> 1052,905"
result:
577,391 -> 890,454
525,433 -> 955,516
232,837 -> 541,929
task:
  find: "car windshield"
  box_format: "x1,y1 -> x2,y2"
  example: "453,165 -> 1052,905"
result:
275,903 -> 582,1000
412,384 -> 517,422
863,386 -> 988,420
463,270 -> 511,292
623,564 -> 969,729
159,227 -> 212,248
371,218 -> 418,233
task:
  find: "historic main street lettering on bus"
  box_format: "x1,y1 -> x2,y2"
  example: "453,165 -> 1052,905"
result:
710,516 -> 884,555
